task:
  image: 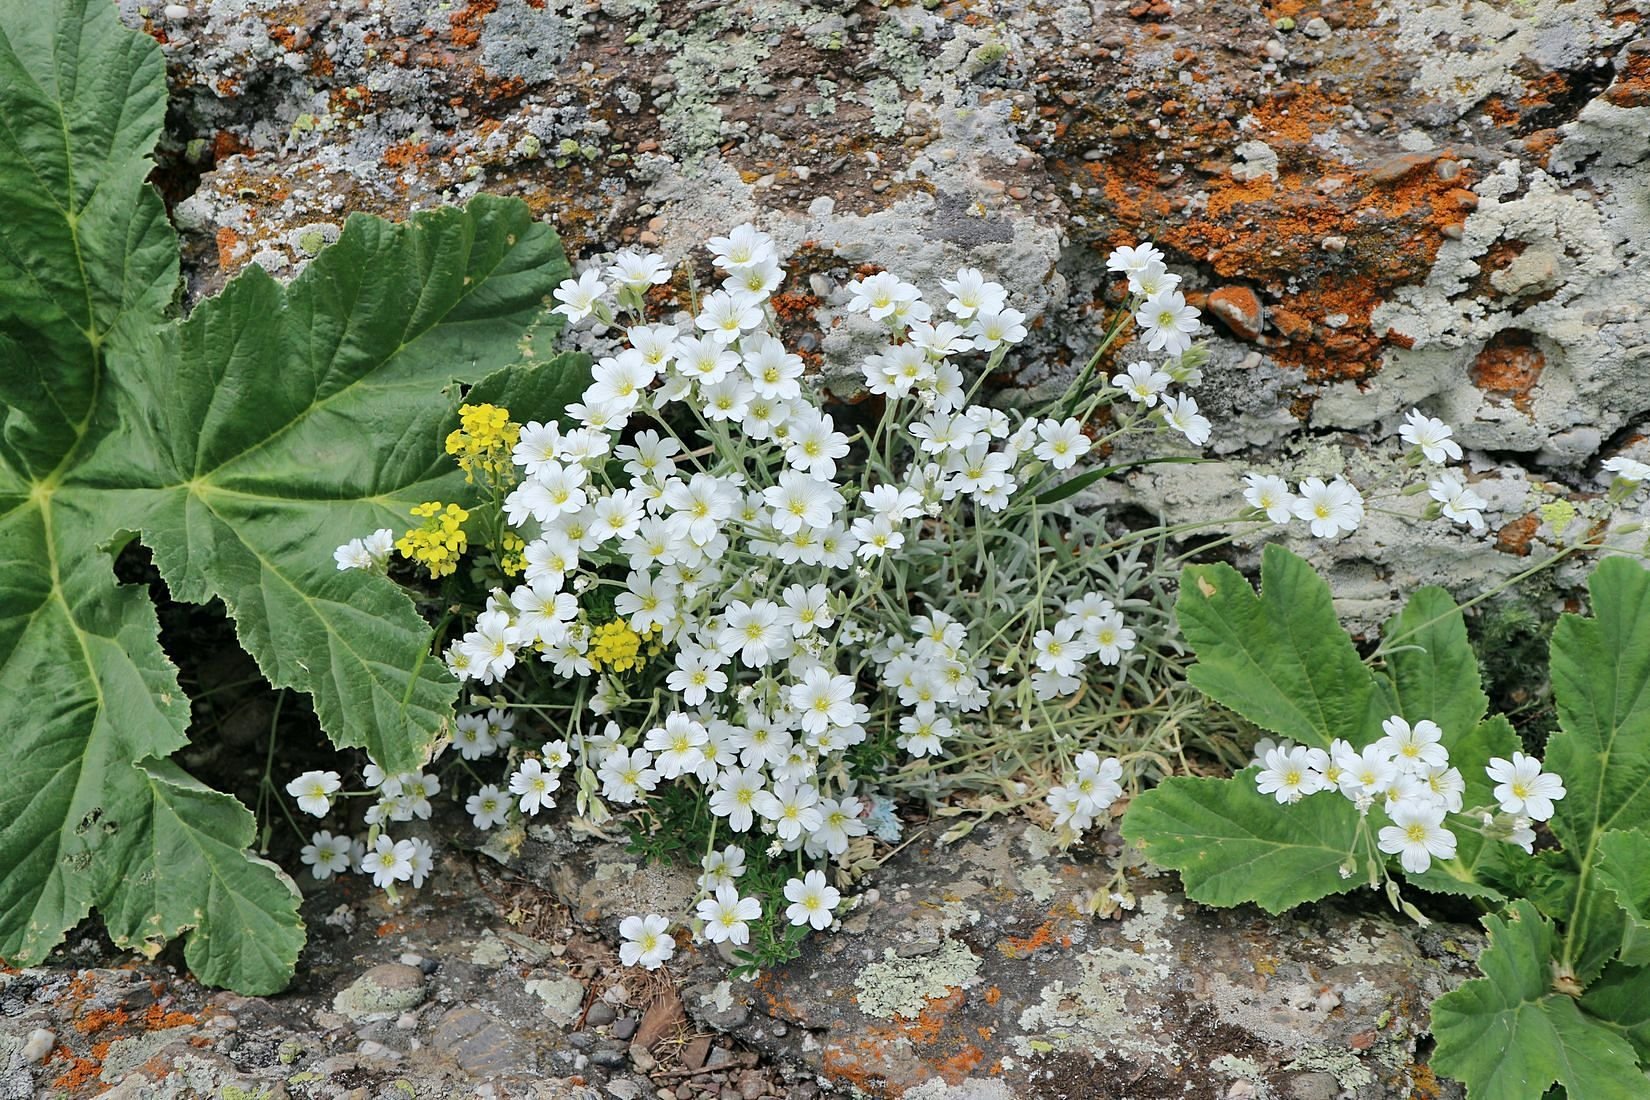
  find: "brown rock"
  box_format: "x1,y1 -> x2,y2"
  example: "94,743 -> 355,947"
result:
1207,286 -> 1266,342
1367,151 -> 1438,185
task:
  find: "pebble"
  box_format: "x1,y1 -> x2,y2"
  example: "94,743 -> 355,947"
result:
1007,185 -> 1030,200
22,1029 -> 54,1063
163,3 -> 188,20
1320,235 -> 1347,253
591,1042 -> 629,1068
612,1015 -> 639,1041
1207,286 -> 1266,342
629,1043 -> 657,1072
587,1002 -> 618,1027
606,1081 -> 643,1100
1302,16 -> 1331,38
333,963 -> 427,1022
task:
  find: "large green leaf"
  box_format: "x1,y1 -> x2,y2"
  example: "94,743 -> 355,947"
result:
1177,545 -> 1377,750
1595,830 -> 1650,968
1431,901 -> 1646,1100
1582,961 -> 1650,1063
1120,770 -> 1359,913
1375,586 -> 1489,747
0,0 -> 176,477
0,0 -> 574,992
1546,559 -> 1650,983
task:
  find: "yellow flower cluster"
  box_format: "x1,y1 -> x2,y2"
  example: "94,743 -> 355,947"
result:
499,531 -> 526,577
445,403 -> 520,484
588,620 -> 661,673
396,501 -> 469,578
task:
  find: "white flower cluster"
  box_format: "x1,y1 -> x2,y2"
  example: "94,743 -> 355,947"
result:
1252,718 -> 1566,874
1238,408 -> 1491,541
315,226 -> 1219,964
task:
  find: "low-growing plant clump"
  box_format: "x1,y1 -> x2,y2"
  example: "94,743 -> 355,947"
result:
5,2 -> 1650,1097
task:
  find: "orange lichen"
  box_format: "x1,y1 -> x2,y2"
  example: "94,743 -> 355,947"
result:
214,226 -> 245,273
383,140 -> 431,169
74,1006 -> 129,1034
998,918 -> 1064,959
449,0 -> 497,47
1496,513 -> 1541,557
1470,331 -> 1544,412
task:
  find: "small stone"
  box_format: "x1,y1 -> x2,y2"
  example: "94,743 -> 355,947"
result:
1287,1071 -> 1341,1100
163,3 -> 188,20
606,1081 -> 643,1100
1435,158 -> 1462,181
1367,151 -> 1437,184
612,1015 -> 639,1041
333,963 -> 426,1022
587,1002 -> 618,1027
1207,286 -> 1265,341
630,1043 -> 657,1072
1007,185 -> 1029,200
1302,16 -> 1331,38
1263,40 -> 1287,60
869,179 -> 891,193
591,1042 -> 629,1068
1320,235 -> 1347,253
22,1029 -> 54,1063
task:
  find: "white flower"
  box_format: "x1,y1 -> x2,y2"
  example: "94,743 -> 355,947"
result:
1335,744 -> 1396,805
1376,716 -> 1448,774
1135,289 -> 1200,356
619,913 -> 675,970
552,270 -> 609,324
790,667 -> 857,734
742,333 -> 806,401
300,830 -> 353,880
708,767 -> 765,833
1242,474 -> 1295,524
785,412 -> 852,480
1378,801 -> 1456,875
607,249 -> 671,292
969,306 -> 1027,350
334,529 -> 394,570
706,223 -> 777,270
725,256 -> 785,298
718,600 -> 787,667
1112,361 -> 1171,406
1106,242 -> 1165,277
360,834 -> 418,889
699,844 -> 748,892
813,796 -> 869,856
940,267 -> 1007,320
667,645 -> 729,705
598,747 -> 659,804
286,770 -> 342,817
1485,752 -> 1566,821
847,272 -> 923,320
508,758 -> 560,815
763,470 -> 842,534
1398,409 -> 1463,464
406,837 -> 434,889
466,784 -> 510,830
754,780 -> 822,842
696,289 -> 765,344
1429,471 -> 1489,533
1160,393 -> 1211,447
1086,610 -> 1136,665
1033,418 -> 1092,470
644,713 -> 710,779
1603,456 -> 1650,483
1032,620 -> 1091,677
776,583 -> 834,636
1292,477 -> 1364,538
783,870 -> 842,930
696,886 -> 762,946
586,351 -> 655,410
1255,744 -> 1329,804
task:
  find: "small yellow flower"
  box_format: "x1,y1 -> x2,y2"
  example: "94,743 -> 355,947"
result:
444,403 -> 521,483
396,501 -> 470,578
588,619 -> 646,672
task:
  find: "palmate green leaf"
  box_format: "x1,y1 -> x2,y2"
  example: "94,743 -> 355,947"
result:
1431,901 -> 1647,1100
0,0 -> 176,477
1120,770 -> 1359,913
0,0 -> 575,992
1581,960 -> 1650,1062
1546,558 -> 1650,983
1176,544 -> 1377,750
78,195 -> 569,773
1595,830 -> 1650,967
1408,716 -> 1520,903
1375,586 -> 1489,748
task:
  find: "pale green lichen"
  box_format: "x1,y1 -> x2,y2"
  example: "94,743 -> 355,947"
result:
854,939 -> 981,1020
1287,1045 -> 1378,1089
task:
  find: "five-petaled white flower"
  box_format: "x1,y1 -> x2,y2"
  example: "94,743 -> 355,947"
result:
1486,752 -> 1566,821
784,870 -> 842,930
619,913 -> 676,969
286,770 -> 342,817
1398,409 -> 1463,464
695,886 -> 762,946
1292,477 -> 1364,538
1378,801 -> 1456,874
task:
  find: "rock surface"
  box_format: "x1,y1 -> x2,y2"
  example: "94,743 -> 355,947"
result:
1,811 -> 1476,1097
123,0 -> 1650,625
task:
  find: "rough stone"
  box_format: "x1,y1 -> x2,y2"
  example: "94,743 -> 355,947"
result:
332,962 -> 427,1021
1207,285 -> 1266,342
